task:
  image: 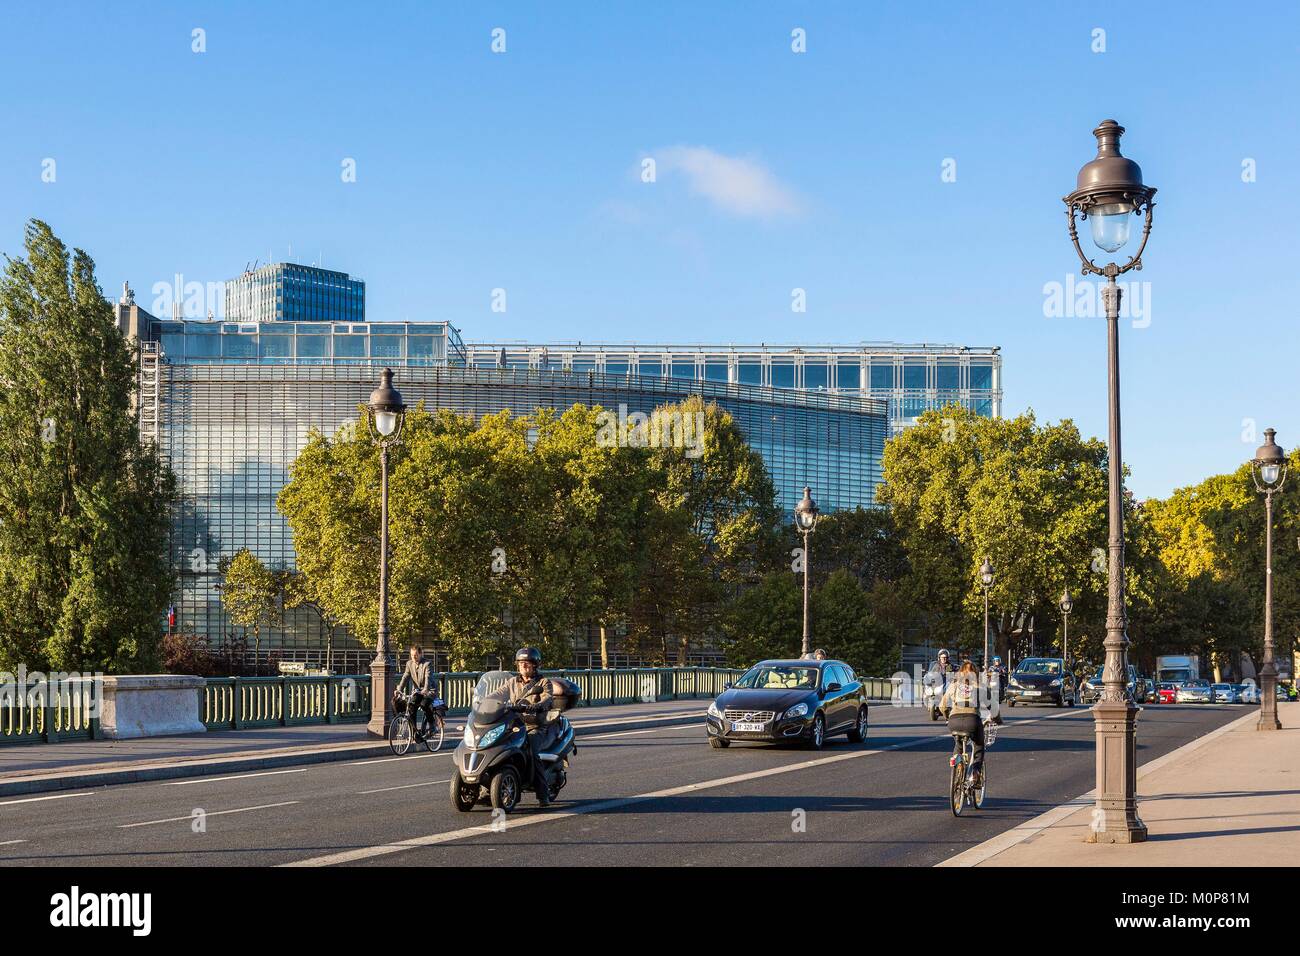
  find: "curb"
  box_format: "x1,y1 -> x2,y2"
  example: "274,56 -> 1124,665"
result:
935,705 -> 1265,867
0,708 -> 706,798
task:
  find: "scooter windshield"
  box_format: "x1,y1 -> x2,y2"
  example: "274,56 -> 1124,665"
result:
470,670 -> 514,727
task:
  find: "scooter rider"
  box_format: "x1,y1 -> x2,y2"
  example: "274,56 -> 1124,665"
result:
504,647 -> 555,807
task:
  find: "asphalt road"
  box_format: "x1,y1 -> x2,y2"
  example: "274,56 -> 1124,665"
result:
0,701 -> 1246,867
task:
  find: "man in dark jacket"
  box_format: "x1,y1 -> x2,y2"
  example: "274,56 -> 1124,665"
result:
503,647 -> 555,806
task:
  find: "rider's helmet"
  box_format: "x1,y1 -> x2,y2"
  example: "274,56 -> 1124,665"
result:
937,648 -> 950,661
992,656 -> 1002,665
515,646 -> 542,666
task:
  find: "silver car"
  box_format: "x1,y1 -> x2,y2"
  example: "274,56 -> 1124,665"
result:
1176,679 -> 1214,704
1212,683 -> 1238,704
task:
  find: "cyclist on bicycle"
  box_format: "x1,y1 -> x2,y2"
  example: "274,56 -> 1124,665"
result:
940,661 -> 985,787
395,645 -> 439,735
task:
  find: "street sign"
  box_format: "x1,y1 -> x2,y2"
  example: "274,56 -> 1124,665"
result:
278,661 -> 307,676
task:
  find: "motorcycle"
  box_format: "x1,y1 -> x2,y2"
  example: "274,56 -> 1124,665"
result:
449,670 -> 581,813
922,668 -> 944,721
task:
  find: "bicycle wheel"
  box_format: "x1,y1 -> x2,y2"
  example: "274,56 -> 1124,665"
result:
423,713 -> 445,753
388,714 -> 413,756
969,738 -> 985,808
950,756 -> 965,817
974,762 -> 987,808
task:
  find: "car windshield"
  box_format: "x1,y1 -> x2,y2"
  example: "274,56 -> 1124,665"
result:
734,665 -> 819,690
1213,684 -> 1231,690
1014,659 -> 1062,676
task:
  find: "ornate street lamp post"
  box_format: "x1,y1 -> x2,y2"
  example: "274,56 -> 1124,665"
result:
1064,118 -> 1157,843
1060,587 -> 1074,669
795,487 -> 819,657
980,558 -> 995,667
1251,428 -> 1288,731
365,368 -> 406,737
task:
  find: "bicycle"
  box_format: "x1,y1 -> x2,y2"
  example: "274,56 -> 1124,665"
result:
388,692 -> 447,756
949,719 -> 995,816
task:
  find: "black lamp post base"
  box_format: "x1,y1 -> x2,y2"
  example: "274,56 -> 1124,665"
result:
1087,698 -> 1148,844
367,653 -> 396,737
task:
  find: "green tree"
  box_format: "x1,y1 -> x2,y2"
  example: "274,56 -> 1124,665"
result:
0,220 -> 175,673
879,406 -> 1115,665
630,396 -> 782,664
812,569 -> 896,676
219,548 -> 280,675
721,571 -> 801,666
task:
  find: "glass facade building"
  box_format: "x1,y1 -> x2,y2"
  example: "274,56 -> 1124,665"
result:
138,317 -> 998,666
223,263 -> 365,324
465,342 -> 1000,435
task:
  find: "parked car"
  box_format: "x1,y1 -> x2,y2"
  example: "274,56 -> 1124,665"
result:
1176,679 -> 1214,704
1156,682 -> 1179,704
1235,683 -> 1259,704
1006,657 -> 1077,707
705,659 -> 869,750
1212,683 -> 1239,704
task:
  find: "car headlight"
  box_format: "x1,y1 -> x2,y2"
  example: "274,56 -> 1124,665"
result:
1050,678 -> 1062,687
1008,680 -> 1021,689
707,701 -> 722,718
785,703 -> 809,719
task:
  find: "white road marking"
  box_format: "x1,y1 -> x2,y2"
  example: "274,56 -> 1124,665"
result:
119,801 -> 300,829
359,779 -> 450,795
283,706 -> 1084,866
0,792 -> 94,807
0,839 -> 28,846
581,728 -> 667,741
163,768 -> 310,786
347,752 -> 453,767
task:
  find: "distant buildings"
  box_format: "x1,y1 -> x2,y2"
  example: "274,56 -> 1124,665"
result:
119,263 -> 1002,668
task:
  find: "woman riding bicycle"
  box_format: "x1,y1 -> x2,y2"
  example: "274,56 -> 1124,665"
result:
940,661 -> 985,787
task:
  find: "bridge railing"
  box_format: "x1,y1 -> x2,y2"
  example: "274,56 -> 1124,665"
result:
203,675 -> 372,730
0,677 -> 100,746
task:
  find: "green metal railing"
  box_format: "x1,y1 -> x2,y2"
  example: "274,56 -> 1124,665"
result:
203,675 -> 372,730
0,678 -> 100,746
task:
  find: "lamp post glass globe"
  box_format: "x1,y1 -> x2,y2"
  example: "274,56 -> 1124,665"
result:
980,558 -> 994,588
1252,428 -> 1286,490
1090,207 -> 1133,253
367,367 -> 406,440
1060,588 -> 1073,615
795,487 -> 818,532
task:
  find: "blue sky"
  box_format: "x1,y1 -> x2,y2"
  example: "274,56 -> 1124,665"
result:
2,1 -> 1297,499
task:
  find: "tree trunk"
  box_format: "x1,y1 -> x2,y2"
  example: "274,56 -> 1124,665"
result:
599,623 -> 609,670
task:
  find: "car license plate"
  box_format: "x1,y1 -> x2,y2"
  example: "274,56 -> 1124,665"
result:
732,721 -> 765,732
1024,690 -> 1041,697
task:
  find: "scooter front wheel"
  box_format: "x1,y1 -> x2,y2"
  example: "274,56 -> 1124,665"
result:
489,767 -> 521,813
450,771 -> 479,813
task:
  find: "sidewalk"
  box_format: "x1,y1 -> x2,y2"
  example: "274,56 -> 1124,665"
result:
0,698 -> 706,797
941,702 -> 1300,866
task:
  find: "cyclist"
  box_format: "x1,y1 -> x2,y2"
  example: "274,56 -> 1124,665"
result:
940,661 -> 985,789
395,645 -> 439,737
503,647 -> 556,807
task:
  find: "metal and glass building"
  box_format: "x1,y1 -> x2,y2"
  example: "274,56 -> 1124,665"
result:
465,342 -> 1000,435
127,303 -> 1000,666
223,263 -> 365,324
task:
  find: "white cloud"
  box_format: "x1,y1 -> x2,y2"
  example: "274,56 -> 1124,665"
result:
652,146 -> 802,218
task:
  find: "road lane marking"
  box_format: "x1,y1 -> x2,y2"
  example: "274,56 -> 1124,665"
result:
936,707 -> 1261,867
359,779 -> 450,795
581,728 -> 667,741
279,708 -> 1082,865
284,730 -> 963,867
0,793 -> 94,807
119,801 -> 300,828
347,752 -> 454,767
163,768 -> 310,786
0,840 -> 27,846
